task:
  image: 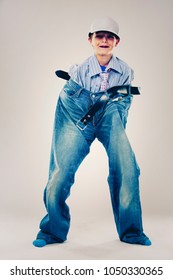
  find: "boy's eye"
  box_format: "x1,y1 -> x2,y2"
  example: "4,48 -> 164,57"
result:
95,34 -> 115,40
95,34 -> 104,39
107,35 -> 114,39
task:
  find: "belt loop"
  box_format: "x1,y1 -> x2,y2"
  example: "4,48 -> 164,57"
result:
76,88 -> 83,97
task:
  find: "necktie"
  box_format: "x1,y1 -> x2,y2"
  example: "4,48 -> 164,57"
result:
100,72 -> 109,91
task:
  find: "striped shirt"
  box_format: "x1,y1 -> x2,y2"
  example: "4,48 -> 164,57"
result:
68,55 -> 134,93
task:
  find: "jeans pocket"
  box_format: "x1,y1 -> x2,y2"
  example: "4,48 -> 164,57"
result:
116,96 -> 132,128
117,95 -> 133,112
63,84 -> 76,96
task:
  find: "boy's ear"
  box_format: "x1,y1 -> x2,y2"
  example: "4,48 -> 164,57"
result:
115,38 -> 120,46
88,37 -> 92,44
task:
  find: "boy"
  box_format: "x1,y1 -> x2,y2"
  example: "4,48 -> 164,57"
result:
33,17 -> 151,247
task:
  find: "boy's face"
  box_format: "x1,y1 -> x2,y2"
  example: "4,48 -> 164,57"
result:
88,31 -> 120,57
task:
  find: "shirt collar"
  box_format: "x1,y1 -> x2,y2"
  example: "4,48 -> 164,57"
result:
88,55 -> 123,77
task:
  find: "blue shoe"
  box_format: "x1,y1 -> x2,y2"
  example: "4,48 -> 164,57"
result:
121,234 -> 152,246
144,238 -> 152,246
33,239 -> 47,247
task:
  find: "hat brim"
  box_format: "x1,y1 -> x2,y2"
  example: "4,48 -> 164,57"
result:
88,30 -> 120,39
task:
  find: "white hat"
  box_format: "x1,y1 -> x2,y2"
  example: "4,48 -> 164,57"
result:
88,16 -> 120,39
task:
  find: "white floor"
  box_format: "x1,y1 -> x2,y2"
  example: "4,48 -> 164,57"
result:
1,214 -> 173,260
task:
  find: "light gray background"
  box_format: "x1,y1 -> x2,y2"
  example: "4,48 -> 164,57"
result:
0,0 -> 173,259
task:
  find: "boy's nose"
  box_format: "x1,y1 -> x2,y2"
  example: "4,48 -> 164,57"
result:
102,36 -> 107,42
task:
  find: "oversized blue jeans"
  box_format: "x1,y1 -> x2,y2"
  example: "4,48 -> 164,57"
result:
37,79 -> 147,244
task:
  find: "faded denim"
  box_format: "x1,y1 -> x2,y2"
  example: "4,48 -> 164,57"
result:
36,79 -> 150,245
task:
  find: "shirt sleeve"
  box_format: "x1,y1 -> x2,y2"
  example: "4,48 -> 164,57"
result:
68,64 -> 80,83
122,68 -> 134,85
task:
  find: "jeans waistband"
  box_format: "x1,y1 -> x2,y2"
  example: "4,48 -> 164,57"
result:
67,79 -> 91,95
66,79 -> 133,99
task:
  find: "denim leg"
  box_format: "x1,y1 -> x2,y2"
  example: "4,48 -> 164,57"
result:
37,98 -> 91,243
34,79 -> 151,246
96,100 -> 150,244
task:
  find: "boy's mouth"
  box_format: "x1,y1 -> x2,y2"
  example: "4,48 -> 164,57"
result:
100,45 -> 109,48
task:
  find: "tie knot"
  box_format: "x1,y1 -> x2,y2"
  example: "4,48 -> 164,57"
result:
100,72 -> 109,80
